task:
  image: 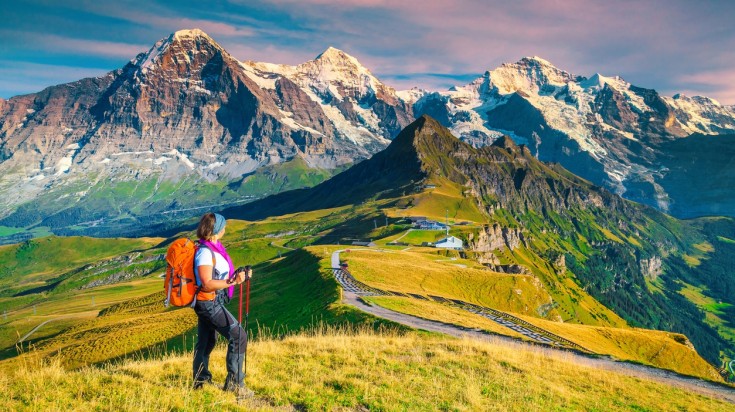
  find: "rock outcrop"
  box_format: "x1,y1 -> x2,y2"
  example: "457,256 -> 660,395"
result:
470,224 -> 526,252
639,255 -> 663,280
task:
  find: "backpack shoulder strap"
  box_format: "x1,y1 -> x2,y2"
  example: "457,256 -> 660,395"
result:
194,242 -> 219,286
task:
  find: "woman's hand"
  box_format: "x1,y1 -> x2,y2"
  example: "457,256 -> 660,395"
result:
233,266 -> 253,285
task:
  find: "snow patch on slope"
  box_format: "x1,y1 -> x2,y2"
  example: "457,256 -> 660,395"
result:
279,109 -> 324,135
165,150 -> 196,169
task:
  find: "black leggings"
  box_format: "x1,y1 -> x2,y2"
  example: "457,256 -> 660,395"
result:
192,296 -> 247,388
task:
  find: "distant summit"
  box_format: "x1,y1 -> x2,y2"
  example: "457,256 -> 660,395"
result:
228,114 -> 614,219
413,56 -> 735,217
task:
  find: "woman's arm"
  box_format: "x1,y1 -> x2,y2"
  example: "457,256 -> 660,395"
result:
197,265 -> 247,292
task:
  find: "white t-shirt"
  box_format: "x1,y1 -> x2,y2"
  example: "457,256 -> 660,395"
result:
194,246 -> 231,283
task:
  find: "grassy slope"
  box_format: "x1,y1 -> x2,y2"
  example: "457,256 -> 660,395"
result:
514,314 -> 721,381
344,248 -> 558,319
505,242 -> 629,328
0,205 -> 726,382
1,330 -> 729,412
364,295 -> 526,339
0,243 -> 397,369
403,178 -> 487,223
241,246 -> 398,338
0,278 -> 163,357
679,282 -> 735,343
340,249 -> 719,380
0,236 -> 162,296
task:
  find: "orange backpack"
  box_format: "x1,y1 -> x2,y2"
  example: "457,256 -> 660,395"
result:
164,238 -> 215,307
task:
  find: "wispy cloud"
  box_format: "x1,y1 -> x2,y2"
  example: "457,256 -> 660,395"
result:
0,61 -> 110,97
380,73 -> 481,92
63,1 -> 255,39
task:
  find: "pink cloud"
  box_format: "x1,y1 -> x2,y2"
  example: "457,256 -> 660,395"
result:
3,0 -> 733,103
2,30 -> 148,59
133,15 -> 254,38
674,69 -> 735,105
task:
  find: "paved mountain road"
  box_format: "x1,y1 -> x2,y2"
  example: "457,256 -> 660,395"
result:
16,314 -> 81,344
331,249 -> 735,404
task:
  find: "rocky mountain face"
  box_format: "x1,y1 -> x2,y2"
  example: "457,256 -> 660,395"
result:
413,57 -> 735,217
0,29 -> 413,239
233,115 -> 735,366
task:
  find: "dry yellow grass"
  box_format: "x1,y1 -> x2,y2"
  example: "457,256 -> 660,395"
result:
343,249 -> 555,318
335,249 -> 716,380
362,292 -> 719,381
3,289 -> 197,370
1,329 -> 730,411
514,314 -> 722,381
335,248 -> 723,379
364,296 -> 526,339
391,178 -> 487,223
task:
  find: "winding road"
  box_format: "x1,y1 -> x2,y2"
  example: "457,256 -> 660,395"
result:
331,249 -> 735,404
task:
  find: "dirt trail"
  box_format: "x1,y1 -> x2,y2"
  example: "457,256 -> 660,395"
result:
331,250 -> 735,404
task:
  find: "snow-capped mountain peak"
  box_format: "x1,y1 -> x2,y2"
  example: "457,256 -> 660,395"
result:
579,73 -> 632,92
131,27 -> 228,76
314,46 -> 364,68
298,47 -> 380,96
172,28 -> 214,41
672,93 -> 722,107
486,56 -> 578,95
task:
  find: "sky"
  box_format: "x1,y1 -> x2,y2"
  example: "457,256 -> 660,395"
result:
2,0 -> 734,104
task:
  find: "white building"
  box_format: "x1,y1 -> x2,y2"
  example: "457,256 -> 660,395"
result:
435,236 -> 463,250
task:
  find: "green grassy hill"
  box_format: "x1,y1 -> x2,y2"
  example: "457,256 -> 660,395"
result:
0,236 -> 163,296
0,210 -> 728,394
0,238 -> 394,368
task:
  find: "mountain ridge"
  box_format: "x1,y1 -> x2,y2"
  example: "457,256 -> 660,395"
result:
1,28 -> 734,243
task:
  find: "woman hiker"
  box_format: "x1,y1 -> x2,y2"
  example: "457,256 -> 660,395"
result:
192,212 -> 253,400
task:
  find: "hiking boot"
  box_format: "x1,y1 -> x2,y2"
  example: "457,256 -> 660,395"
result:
193,379 -> 212,390
223,383 -> 255,402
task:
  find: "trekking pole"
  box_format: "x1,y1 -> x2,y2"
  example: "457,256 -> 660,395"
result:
244,267 -> 251,378
238,270 -> 244,386
239,279 -> 243,325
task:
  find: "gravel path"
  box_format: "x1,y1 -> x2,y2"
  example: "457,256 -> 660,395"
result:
331,250 -> 735,404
